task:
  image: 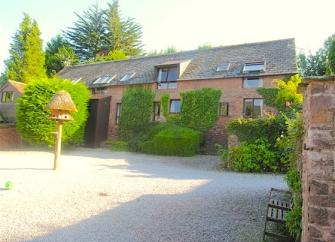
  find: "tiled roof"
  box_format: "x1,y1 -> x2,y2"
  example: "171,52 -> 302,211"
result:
8,80 -> 26,93
58,38 -> 297,87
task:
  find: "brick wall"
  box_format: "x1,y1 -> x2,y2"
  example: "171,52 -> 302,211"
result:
100,75 -> 285,149
300,77 -> 335,242
0,124 -> 22,149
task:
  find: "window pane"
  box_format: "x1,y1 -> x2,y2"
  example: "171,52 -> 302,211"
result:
243,79 -> 263,88
253,99 -> 263,117
243,63 -> 265,72
167,68 -> 178,81
170,100 -> 181,113
244,99 -> 253,117
1,92 -> 13,103
219,102 -> 229,116
158,69 -> 168,82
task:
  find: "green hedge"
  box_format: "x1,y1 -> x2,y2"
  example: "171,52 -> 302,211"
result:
16,78 -> 90,146
180,88 -> 221,132
227,114 -> 287,146
119,87 -> 154,141
219,139 -> 278,172
141,124 -> 201,156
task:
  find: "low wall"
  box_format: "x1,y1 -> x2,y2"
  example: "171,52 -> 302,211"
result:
0,124 -> 22,149
300,77 -> 335,242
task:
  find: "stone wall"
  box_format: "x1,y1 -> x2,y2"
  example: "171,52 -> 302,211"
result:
0,124 -> 22,149
300,77 -> 335,242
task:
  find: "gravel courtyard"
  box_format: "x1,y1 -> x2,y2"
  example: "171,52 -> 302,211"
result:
0,148 -> 287,242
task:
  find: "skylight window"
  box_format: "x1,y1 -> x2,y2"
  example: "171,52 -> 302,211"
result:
93,75 -> 116,84
216,63 -> 230,72
119,73 -> 136,82
243,62 -> 265,73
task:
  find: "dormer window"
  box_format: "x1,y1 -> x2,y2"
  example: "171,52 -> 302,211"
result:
243,62 -> 265,73
157,66 -> 178,89
157,67 -> 178,82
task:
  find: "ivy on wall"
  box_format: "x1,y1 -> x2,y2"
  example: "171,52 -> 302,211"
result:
180,88 -> 222,133
119,87 -> 154,140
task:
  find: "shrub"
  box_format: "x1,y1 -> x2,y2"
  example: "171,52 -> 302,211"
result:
219,139 -> 278,172
16,78 -> 90,145
106,140 -> 129,151
141,124 -> 201,156
119,87 -> 154,141
180,88 -> 221,132
227,114 -> 287,147
283,114 -> 303,239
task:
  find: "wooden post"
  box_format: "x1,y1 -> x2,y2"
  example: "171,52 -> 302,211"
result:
54,121 -> 63,170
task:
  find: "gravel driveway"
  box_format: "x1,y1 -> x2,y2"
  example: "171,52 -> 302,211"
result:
0,148 -> 287,242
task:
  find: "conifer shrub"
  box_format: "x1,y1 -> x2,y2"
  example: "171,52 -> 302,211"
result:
16,78 -> 90,145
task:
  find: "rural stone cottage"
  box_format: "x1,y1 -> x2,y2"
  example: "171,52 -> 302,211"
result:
58,38 -> 297,149
0,80 -> 26,123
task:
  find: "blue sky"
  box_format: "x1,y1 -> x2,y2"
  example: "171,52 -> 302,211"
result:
0,0 -> 334,72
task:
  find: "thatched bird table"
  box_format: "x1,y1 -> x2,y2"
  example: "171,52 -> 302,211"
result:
47,90 -> 77,170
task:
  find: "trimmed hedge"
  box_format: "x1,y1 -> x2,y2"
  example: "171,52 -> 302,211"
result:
16,78 -> 90,146
141,124 -> 201,156
180,88 -> 221,132
119,87 -> 154,141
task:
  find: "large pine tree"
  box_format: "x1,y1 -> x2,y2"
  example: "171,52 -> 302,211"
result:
45,35 -> 79,76
105,0 -> 142,56
64,4 -> 108,61
4,14 -> 46,83
64,1 -> 142,61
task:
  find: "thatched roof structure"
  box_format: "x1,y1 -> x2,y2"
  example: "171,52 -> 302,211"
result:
47,90 -> 77,112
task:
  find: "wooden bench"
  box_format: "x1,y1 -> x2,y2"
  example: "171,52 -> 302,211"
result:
263,188 -> 293,241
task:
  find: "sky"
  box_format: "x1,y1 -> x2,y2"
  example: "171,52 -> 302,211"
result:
0,0 -> 334,73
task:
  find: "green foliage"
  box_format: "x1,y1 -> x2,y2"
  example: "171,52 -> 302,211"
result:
105,0 -> 143,56
256,88 -> 278,108
161,94 -> 170,119
298,34 -> 334,76
119,87 -> 154,141
16,78 -> 90,146
45,35 -> 79,76
257,75 -> 303,114
227,114 -> 287,147
141,124 -> 201,156
106,140 -> 129,151
327,36 -> 335,75
64,4 -> 108,61
180,88 -> 221,132
219,139 -> 278,172
146,46 -> 178,56
198,43 -> 212,49
64,1 -> 142,61
94,49 -> 127,62
4,14 -> 46,83
282,114 -> 303,238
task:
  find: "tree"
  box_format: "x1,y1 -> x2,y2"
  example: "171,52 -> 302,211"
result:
94,49 -> 127,62
64,4 -> 108,60
297,35 -> 334,76
198,43 -> 212,49
4,14 -> 46,83
105,0 -> 143,56
327,36 -> 335,75
45,35 -> 79,76
16,78 -> 90,145
257,74 -> 303,114
146,46 -> 178,56
64,1 -> 142,61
